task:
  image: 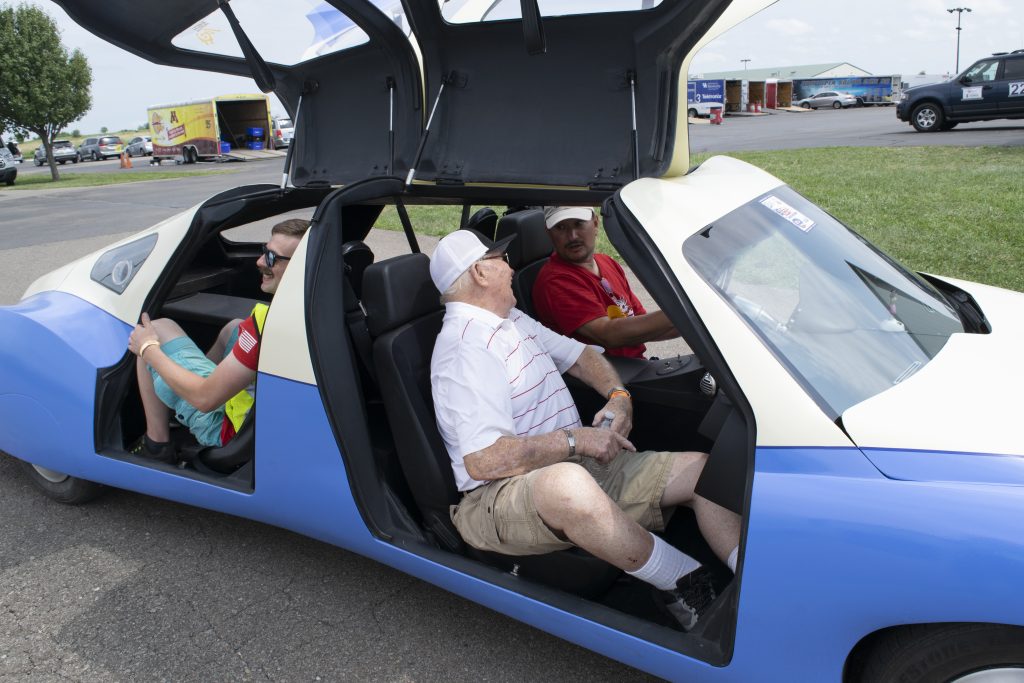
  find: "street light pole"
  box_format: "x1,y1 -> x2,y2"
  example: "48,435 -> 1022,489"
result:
741,59 -> 751,70
947,7 -> 972,74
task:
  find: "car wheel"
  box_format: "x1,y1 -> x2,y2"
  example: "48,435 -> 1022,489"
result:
855,624 -> 1024,683
5,177 -> 13,186
800,102 -> 811,109
19,460 -> 104,505
92,150 -> 100,161
72,156 -> 78,163
687,107 -> 698,119
831,101 -> 842,109
911,102 -> 944,132
34,158 -> 42,166
58,160 -> 66,165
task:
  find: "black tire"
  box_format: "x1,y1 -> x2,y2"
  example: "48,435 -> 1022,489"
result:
19,460 -> 104,505
5,177 -> 13,186
832,101 -> 842,109
72,156 -> 78,163
58,160 -> 66,165
34,157 -> 42,166
911,102 -> 944,132
800,102 -> 811,109
91,150 -> 99,161
688,107 -> 698,119
855,624 -> 1024,683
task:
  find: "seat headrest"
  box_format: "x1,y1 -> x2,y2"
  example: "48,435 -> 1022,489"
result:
495,209 -> 552,269
363,253 -> 441,338
340,240 -> 374,300
463,207 -> 498,240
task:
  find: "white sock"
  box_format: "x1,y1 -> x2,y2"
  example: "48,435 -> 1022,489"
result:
626,533 -> 701,591
727,546 -> 738,573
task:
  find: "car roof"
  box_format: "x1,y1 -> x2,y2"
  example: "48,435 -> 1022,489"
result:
54,0 -> 772,190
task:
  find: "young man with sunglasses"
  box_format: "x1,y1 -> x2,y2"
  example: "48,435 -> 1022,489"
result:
126,218 -> 310,461
533,207 -> 678,359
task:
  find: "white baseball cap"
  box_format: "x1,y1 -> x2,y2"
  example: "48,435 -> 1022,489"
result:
544,206 -> 595,230
430,230 -> 515,293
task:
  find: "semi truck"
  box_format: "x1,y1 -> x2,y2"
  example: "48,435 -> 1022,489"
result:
792,76 -> 902,106
147,94 -> 281,163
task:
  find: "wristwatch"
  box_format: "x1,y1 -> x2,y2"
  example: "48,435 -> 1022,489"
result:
561,428 -> 576,458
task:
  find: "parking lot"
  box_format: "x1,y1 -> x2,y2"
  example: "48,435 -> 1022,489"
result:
1,106 -> 1023,682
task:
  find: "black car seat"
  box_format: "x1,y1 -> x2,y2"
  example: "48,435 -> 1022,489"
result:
493,208 -> 552,318
363,253 -> 620,598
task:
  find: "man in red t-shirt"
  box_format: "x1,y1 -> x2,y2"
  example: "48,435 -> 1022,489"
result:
126,218 -> 310,461
532,207 -> 679,359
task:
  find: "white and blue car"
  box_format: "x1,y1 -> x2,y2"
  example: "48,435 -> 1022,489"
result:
2,1 -> 1022,680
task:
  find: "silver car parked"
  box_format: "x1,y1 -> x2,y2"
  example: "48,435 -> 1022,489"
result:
33,140 -> 80,166
126,135 -> 153,157
795,91 -> 858,109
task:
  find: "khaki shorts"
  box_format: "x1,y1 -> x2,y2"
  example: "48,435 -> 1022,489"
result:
451,450 -> 676,556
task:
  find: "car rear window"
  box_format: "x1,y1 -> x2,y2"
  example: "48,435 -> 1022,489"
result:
100,137 -> 122,144
53,141 -> 73,148
1004,58 -> 1024,79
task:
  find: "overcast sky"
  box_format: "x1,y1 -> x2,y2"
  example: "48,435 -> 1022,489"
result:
22,0 -> 1024,134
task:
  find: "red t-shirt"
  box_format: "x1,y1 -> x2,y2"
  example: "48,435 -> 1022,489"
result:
533,252 -> 647,359
219,315 -> 262,444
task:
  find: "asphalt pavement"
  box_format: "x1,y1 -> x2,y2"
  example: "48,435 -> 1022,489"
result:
1,109 -> 1022,682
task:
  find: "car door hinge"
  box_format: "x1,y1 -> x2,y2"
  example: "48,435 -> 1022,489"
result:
436,160 -> 464,185
588,165 -> 623,191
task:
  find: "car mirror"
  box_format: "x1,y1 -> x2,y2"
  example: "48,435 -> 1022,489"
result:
959,76 -> 972,84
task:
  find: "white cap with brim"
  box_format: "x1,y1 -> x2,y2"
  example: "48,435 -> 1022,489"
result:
430,230 -> 516,294
544,206 -> 594,230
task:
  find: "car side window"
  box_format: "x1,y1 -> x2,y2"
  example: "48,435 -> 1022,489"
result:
1004,59 -> 1024,79
963,60 -> 999,82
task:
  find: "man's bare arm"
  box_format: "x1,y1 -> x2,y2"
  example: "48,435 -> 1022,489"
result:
575,309 -> 678,349
563,346 -> 634,436
464,427 -> 634,482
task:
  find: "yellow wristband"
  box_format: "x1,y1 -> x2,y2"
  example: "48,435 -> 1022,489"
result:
139,339 -> 160,358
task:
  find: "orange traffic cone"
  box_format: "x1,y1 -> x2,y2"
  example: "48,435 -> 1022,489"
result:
120,151 -> 132,169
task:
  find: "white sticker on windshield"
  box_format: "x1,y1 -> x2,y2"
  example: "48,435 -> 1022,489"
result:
1010,81 -> 1024,98
760,195 -> 816,232
962,86 -> 984,100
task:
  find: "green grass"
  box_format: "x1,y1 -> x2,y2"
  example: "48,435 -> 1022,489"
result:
2,169 -> 238,191
376,146 -> 1024,292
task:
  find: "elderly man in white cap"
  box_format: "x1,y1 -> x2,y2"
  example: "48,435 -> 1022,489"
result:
533,206 -> 679,359
428,229 -> 741,631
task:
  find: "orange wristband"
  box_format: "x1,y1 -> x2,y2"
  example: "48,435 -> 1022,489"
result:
608,388 -> 631,401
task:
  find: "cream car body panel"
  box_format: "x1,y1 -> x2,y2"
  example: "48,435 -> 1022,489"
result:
258,233 -> 316,385
843,277 -> 1024,456
22,208 -> 198,326
620,156 -> 853,448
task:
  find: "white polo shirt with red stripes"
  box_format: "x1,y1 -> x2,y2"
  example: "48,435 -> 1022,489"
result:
431,302 -> 588,492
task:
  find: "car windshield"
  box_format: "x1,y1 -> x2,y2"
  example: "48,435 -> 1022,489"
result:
683,186 -> 964,418
100,137 -> 121,144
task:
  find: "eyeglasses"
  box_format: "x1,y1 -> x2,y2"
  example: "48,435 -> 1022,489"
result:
261,244 -> 291,267
478,252 -> 510,265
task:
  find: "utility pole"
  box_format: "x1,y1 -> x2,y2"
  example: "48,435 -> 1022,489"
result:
947,7 -> 972,74
741,59 -> 751,70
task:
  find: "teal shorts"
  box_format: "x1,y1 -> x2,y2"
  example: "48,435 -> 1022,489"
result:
149,335 -> 225,447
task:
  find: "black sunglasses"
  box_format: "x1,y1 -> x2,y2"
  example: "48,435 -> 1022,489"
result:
261,244 -> 291,267
479,252 -> 510,265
